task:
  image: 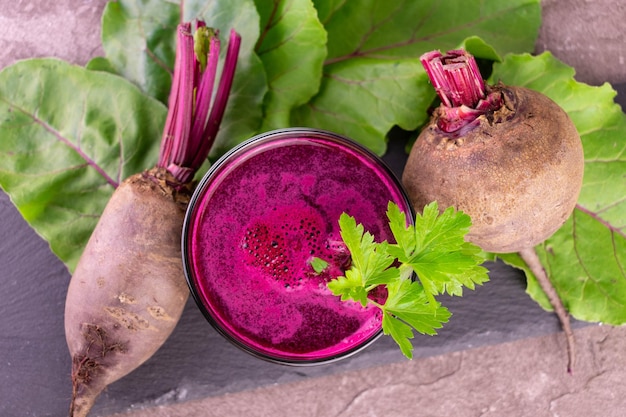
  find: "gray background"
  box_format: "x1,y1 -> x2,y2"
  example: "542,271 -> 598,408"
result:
1,1 -> 625,416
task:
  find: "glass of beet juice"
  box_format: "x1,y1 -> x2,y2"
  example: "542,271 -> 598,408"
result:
182,128 -> 413,365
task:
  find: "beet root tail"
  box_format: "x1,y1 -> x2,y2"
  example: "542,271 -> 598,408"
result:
519,247 -> 576,373
69,381 -> 100,417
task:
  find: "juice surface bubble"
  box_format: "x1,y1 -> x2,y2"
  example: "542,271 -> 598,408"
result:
185,130 -> 411,363
241,206 -> 326,289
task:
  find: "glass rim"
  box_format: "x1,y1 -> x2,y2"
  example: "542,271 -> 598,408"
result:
181,127 -> 413,366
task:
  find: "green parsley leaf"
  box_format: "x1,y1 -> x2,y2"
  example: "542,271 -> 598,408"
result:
382,312 -> 415,359
309,257 -> 329,274
327,201 -> 489,359
327,269 -> 370,306
338,212 -> 398,289
384,279 -> 451,335
381,279 -> 451,358
389,202 -> 489,297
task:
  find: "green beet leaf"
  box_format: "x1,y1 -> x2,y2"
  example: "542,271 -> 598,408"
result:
0,59 -> 167,272
292,57 -> 434,155
100,0 -> 179,104
488,52 -> 626,325
85,56 -> 118,74
290,0 -> 541,155
94,0 -> 541,156
315,0 -> 539,61
254,0 -> 327,131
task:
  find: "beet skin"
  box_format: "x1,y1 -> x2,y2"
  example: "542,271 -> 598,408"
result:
64,168 -> 190,417
402,85 -> 584,253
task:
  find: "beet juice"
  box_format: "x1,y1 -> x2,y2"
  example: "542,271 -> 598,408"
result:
182,128 -> 412,364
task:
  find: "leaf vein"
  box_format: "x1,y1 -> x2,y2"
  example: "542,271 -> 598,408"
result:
1,98 -> 119,188
572,210 -> 626,306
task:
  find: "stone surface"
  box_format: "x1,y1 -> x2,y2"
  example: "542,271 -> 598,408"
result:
0,0 -> 106,68
109,325 -> 626,417
0,1 -> 625,417
536,0 -> 626,85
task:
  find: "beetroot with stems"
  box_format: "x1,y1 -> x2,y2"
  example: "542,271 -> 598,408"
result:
64,21 -> 240,417
402,49 -> 584,372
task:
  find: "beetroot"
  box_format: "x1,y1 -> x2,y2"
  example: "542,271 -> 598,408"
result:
64,21 -> 240,416
402,49 -> 584,371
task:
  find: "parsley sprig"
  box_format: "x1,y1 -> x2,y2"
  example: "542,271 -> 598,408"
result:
327,201 -> 489,359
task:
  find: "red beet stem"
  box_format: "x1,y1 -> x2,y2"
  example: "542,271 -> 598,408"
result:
420,49 -> 502,133
157,22 -> 241,184
157,23 -> 192,176
185,33 -> 220,176
191,29 -> 241,171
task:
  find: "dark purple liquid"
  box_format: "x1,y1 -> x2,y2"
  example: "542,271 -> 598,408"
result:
185,131 -> 411,363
